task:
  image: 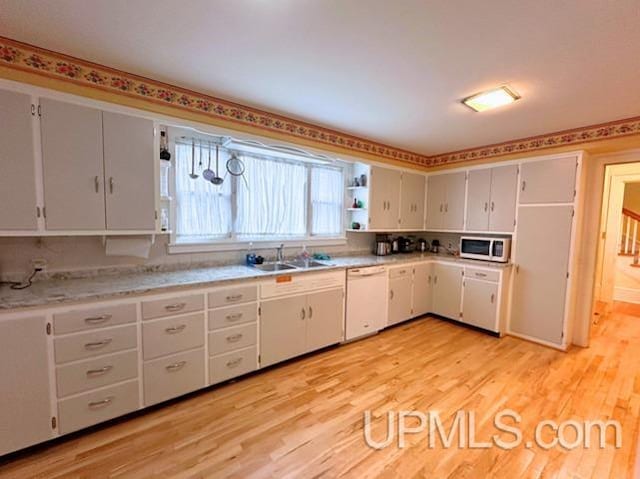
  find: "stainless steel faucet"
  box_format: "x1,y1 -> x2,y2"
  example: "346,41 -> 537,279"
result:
276,243 -> 285,263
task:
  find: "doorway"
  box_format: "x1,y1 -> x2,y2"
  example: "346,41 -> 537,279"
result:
594,163 -> 640,325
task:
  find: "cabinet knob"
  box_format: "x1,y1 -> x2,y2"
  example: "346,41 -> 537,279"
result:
490,294 -> 495,304
521,180 -> 527,192
301,308 -> 306,320
94,176 -> 100,193
389,290 -> 394,300
484,202 -> 488,212
491,201 -> 495,212
109,177 -> 114,194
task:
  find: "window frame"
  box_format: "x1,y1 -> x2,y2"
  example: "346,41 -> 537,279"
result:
168,141 -> 347,254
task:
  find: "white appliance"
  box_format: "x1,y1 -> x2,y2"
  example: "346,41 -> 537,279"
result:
459,236 -> 511,263
345,266 -> 388,340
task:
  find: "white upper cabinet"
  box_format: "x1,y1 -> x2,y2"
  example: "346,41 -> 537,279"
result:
369,166 -> 402,230
466,164 -> 518,232
0,89 -> 38,230
40,98 -> 106,230
465,168 -> 492,231
519,156 -> 577,204
103,112 -> 156,230
488,165 -> 518,232
399,172 -> 425,229
426,172 -> 466,230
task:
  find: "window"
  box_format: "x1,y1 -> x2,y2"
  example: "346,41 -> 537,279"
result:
173,141 -> 345,247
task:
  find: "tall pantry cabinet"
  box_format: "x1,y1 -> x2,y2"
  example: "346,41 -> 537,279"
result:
509,155 -> 580,347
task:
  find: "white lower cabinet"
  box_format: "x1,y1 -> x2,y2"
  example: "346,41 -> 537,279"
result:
462,279 -> 499,331
260,287 -> 344,367
58,380 -> 139,435
412,262 -> 433,317
388,267 -> 413,326
143,349 -> 205,406
0,315 -> 53,455
432,263 -> 463,320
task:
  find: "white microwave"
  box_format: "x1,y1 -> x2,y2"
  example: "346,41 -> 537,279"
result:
459,236 -> 511,263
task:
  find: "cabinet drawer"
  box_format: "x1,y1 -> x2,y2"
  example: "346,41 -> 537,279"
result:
142,313 -> 204,360
208,285 -> 257,308
56,350 -> 138,398
209,346 -> 257,385
54,324 -> 137,364
58,379 -> 139,435
53,303 -> 136,335
141,294 -> 204,320
208,303 -> 257,330
389,266 -> 411,279
143,349 -> 205,406
465,268 -> 499,283
208,323 -> 257,355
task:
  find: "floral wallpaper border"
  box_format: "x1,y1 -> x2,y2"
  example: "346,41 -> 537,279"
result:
1,36 -> 640,168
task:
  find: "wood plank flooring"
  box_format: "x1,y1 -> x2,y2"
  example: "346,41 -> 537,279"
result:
1,308 -> 639,478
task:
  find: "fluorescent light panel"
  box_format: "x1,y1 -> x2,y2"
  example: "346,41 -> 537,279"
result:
462,86 -> 520,112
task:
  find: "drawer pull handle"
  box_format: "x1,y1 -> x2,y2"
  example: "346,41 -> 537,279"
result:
166,361 -> 187,372
86,365 -> 113,377
226,333 -> 243,343
226,294 -> 243,302
164,302 -> 186,312
226,357 -> 243,368
88,397 -> 113,409
84,314 -> 112,324
84,338 -> 112,350
226,313 -> 243,322
165,324 -> 186,334
474,272 -> 488,278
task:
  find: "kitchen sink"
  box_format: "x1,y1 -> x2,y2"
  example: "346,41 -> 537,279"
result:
253,262 -> 298,272
285,259 -> 328,269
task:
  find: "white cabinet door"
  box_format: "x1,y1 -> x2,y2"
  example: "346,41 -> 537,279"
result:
412,262 -> 432,317
369,166 -> 401,230
388,275 -> 412,325
519,157 -> 577,204
465,168 -> 491,231
462,279 -> 498,331
306,288 -> 344,351
443,172 -> 466,230
0,89 -> 38,230
400,172 -> 425,229
432,263 -> 463,319
40,98 -> 105,230
489,164 -> 518,232
426,174 -> 445,229
0,316 -> 52,455
103,112 -> 156,230
260,295 -> 307,367
510,206 -> 573,345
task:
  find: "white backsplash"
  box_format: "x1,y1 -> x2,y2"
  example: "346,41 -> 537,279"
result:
0,233 -> 375,282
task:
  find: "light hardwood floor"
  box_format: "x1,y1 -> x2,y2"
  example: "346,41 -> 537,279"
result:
1,308 -> 638,478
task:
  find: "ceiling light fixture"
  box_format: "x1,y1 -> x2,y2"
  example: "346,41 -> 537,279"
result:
462,86 -> 520,112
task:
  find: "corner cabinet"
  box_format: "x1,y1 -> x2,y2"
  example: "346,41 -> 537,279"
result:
0,315 -> 53,455
432,263 -> 463,319
426,172 -> 466,230
0,89 -> 39,231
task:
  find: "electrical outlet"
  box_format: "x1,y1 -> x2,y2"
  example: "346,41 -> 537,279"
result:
31,258 -> 48,272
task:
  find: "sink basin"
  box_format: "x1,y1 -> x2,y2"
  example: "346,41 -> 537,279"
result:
285,259 -> 328,269
253,262 -> 297,272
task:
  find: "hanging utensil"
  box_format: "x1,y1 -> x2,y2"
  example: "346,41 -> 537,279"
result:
198,141 -> 203,168
225,151 -> 248,188
211,144 -> 224,185
202,141 -> 215,181
189,139 -> 198,179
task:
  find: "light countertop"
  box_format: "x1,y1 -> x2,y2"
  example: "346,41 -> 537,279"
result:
0,253 -> 510,310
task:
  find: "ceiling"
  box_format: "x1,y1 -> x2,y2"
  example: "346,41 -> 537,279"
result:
1,0 -> 639,156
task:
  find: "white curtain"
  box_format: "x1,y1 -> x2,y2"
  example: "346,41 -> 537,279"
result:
311,166 -> 344,236
235,155 -> 307,239
175,142 -> 232,241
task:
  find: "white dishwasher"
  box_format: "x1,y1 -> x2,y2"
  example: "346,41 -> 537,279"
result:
345,266 -> 388,340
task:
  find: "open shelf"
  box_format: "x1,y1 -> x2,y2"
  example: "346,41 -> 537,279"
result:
347,208 -> 367,211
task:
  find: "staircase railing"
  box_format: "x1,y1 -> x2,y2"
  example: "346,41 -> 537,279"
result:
620,208 -> 640,256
